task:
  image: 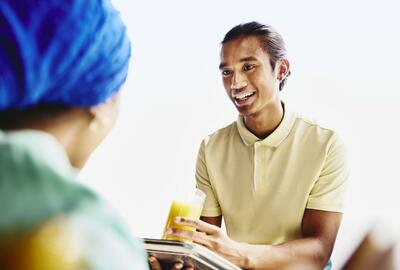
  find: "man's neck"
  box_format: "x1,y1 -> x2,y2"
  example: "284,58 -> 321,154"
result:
243,102 -> 284,139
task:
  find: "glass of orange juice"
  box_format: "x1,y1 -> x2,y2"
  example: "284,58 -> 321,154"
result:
162,189 -> 206,242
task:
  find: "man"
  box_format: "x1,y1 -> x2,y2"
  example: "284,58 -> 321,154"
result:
166,22 -> 349,270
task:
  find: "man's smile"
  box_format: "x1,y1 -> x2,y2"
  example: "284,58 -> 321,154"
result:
232,91 -> 256,106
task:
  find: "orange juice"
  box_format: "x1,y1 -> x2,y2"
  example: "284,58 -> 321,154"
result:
162,200 -> 203,242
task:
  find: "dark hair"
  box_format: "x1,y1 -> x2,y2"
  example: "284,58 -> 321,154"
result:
222,21 -> 291,91
0,105 -> 71,130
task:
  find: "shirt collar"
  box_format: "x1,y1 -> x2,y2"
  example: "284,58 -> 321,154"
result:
0,129 -> 76,178
236,103 -> 297,147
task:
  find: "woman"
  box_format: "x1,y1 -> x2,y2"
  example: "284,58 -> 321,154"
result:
0,0 -> 148,269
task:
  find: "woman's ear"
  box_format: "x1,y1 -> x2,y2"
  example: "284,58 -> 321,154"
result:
88,93 -> 121,133
88,108 -> 100,133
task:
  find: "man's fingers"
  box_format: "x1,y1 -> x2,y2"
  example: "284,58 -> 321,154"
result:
175,217 -> 220,235
171,260 -> 184,270
165,228 -> 213,248
184,262 -> 195,270
148,256 -> 162,270
149,256 -> 188,270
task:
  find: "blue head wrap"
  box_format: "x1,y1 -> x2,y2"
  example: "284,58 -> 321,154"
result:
0,0 -> 131,111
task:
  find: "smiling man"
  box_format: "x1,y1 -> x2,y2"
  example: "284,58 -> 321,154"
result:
166,22 -> 349,270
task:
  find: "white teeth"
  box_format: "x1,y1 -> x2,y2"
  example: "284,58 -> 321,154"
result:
235,92 -> 254,100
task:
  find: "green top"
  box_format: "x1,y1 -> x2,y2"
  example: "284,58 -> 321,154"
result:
0,129 -> 149,269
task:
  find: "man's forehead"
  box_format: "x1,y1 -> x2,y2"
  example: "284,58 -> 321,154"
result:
220,35 -> 267,64
222,35 -> 262,51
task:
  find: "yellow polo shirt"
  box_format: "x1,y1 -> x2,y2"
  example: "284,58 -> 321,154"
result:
196,106 -> 349,245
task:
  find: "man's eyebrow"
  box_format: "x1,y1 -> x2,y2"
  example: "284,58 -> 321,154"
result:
219,56 -> 258,70
239,56 -> 258,62
219,62 -> 227,70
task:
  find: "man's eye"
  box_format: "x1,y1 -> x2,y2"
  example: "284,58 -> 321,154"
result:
243,64 -> 254,71
222,70 -> 232,76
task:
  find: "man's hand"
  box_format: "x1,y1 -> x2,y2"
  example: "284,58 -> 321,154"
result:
164,217 -> 248,268
148,255 -> 194,270
165,210 -> 342,270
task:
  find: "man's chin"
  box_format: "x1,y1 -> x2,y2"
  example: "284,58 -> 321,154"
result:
237,109 -> 255,118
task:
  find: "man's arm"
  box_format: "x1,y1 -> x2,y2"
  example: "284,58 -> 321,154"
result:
200,216 -> 222,227
237,209 -> 342,270
168,209 -> 342,270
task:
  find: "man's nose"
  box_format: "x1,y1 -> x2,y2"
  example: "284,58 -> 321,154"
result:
231,72 -> 248,90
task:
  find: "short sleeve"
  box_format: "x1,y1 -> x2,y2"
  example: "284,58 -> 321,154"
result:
306,134 -> 349,212
195,139 -> 222,217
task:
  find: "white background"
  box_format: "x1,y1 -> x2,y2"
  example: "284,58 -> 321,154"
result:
80,0 -> 400,268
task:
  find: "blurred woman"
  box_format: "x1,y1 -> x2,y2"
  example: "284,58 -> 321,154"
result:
0,0 -> 149,269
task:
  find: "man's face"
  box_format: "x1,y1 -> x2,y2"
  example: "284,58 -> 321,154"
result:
219,35 -> 281,117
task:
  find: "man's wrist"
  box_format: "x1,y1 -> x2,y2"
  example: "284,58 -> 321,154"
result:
237,242 -> 258,270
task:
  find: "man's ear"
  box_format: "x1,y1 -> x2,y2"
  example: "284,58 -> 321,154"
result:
277,58 -> 290,81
